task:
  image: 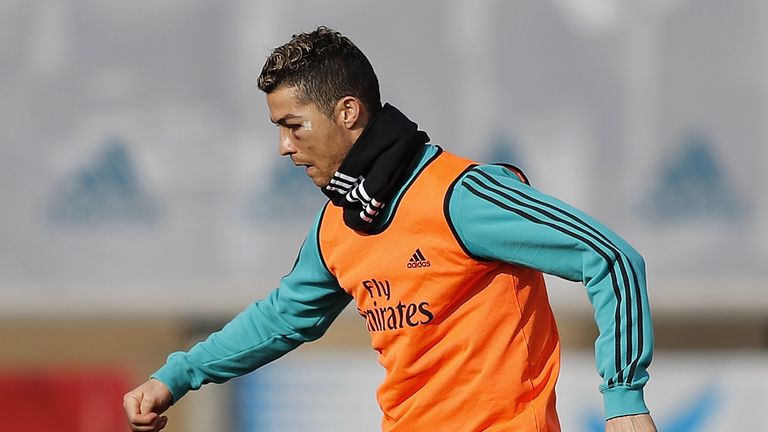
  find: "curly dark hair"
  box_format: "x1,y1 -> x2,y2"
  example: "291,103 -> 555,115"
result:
257,27 -> 381,118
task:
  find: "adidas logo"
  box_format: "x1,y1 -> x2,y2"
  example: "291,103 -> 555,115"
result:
407,248 -> 431,268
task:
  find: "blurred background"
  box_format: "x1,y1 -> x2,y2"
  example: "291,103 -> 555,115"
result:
1,0 -> 766,431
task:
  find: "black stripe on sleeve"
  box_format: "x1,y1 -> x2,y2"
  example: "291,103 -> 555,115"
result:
468,169 -> 644,385
473,171 -> 630,262
626,267 -> 645,384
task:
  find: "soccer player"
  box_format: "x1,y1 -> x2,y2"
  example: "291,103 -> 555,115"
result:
124,27 -> 657,432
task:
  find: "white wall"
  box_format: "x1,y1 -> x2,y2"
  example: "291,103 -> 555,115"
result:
0,0 -> 766,316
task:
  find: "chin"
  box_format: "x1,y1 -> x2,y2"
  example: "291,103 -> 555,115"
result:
311,175 -> 329,188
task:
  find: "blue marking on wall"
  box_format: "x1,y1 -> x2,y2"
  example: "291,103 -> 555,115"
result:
485,133 -> 525,167
48,138 -> 159,226
663,386 -> 719,432
233,361 -> 319,432
243,160 -> 328,223
641,134 -> 745,222
233,371 -> 274,432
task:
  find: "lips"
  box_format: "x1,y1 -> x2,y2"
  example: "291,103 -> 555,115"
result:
290,159 -> 316,178
294,162 -> 314,175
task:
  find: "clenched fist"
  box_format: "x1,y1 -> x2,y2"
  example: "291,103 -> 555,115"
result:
123,378 -> 173,432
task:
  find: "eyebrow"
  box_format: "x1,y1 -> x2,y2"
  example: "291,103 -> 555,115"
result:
270,114 -> 302,126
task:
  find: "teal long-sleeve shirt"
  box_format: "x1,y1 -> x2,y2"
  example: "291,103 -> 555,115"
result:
152,145 -> 653,420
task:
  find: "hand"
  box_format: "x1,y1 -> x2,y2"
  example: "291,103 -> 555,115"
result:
123,378 -> 173,432
605,413 -> 657,432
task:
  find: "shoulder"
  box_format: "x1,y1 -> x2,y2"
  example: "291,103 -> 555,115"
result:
462,163 -> 530,183
449,162 -> 532,200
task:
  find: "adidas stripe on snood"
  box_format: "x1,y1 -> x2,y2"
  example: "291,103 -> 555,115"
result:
326,173 -> 384,223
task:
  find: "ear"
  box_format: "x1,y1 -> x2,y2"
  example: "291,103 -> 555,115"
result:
334,96 -> 363,130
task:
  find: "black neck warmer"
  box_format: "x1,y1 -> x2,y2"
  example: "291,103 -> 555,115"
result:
321,103 -> 429,232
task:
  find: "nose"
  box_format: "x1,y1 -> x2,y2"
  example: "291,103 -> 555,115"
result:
278,128 -> 296,156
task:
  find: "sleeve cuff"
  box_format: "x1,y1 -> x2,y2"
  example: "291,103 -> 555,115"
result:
150,355 -> 195,404
602,386 -> 650,420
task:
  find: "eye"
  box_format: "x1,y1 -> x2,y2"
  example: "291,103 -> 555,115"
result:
273,123 -> 301,130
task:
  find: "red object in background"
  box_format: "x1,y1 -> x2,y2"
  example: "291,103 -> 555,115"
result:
0,369 -> 130,432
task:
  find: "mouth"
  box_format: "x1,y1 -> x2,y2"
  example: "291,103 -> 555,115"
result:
294,163 -> 315,174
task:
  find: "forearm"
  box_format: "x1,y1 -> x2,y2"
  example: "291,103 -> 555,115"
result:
589,247 -> 652,418
153,290 -> 349,402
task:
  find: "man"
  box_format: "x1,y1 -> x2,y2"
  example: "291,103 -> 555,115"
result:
124,27 -> 656,431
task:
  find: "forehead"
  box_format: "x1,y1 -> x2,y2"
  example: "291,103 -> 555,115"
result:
266,86 -> 318,121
